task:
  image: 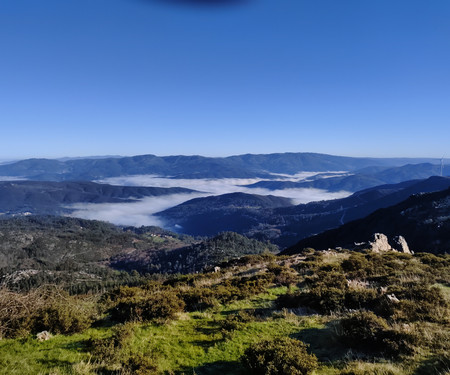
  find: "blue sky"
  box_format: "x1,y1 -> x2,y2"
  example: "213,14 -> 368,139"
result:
1,0 -> 449,160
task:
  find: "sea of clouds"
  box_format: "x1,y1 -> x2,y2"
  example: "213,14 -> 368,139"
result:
66,173 -> 350,227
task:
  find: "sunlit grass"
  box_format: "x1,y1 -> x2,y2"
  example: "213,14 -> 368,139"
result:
1,252 -> 449,375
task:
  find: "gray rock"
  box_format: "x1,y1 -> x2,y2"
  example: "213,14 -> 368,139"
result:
386,293 -> 400,303
392,235 -> 412,254
368,233 -> 393,253
36,331 -> 52,341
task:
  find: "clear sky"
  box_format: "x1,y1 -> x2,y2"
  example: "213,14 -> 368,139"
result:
1,0 -> 449,160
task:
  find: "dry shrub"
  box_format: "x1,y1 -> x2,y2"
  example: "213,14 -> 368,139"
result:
0,286 -> 96,338
339,360 -> 406,375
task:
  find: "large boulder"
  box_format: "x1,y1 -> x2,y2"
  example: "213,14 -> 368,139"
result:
368,233 -> 392,253
392,235 -> 412,254
355,233 -> 412,254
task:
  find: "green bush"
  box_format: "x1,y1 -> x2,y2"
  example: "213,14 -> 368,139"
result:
305,270 -> 348,290
231,274 -> 275,299
88,323 -> 159,373
380,329 -> 417,357
267,264 -> 300,286
338,311 -> 417,357
123,353 -> 159,375
341,254 -> 370,279
219,310 -> 256,339
275,287 -> 346,314
180,287 -> 218,312
377,285 -> 449,323
211,274 -> 274,304
275,270 -> 350,314
110,289 -> 185,323
339,311 -> 389,350
241,337 -> 318,375
344,288 -> 378,310
88,323 -> 135,363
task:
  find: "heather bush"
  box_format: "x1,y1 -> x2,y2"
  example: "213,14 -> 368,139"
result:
180,287 -> 218,312
338,311 -> 417,357
339,311 -> 389,351
378,284 -> 449,323
241,337 -> 318,375
110,289 -> 185,323
344,288 -> 379,310
88,322 -> 135,363
338,361 -> 405,375
415,351 -> 450,375
341,254 -> 370,279
267,264 -> 300,286
220,310 -> 256,338
275,287 -> 346,314
123,353 -> 159,375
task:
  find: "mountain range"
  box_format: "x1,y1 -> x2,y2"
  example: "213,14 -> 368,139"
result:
0,153 -> 440,181
245,163 -> 447,192
0,153 -> 448,248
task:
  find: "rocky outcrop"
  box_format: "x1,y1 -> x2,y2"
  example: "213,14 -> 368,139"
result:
392,235 -> 412,254
368,233 -> 392,253
355,233 -> 412,254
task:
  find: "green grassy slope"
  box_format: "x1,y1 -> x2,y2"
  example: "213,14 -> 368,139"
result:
0,250 -> 449,375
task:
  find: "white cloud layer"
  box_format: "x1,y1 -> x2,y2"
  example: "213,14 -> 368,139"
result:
66,193 -> 206,227
0,176 -> 28,181
65,174 -> 351,227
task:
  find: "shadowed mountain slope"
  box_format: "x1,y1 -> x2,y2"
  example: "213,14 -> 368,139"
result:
156,192 -> 294,237
157,177 -> 450,248
282,185 -> 450,255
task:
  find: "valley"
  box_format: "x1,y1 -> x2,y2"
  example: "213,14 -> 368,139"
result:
0,152 -> 449,375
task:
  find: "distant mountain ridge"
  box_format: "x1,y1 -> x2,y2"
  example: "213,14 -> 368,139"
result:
0,153 -> 439,181
246,163 -> 448,193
